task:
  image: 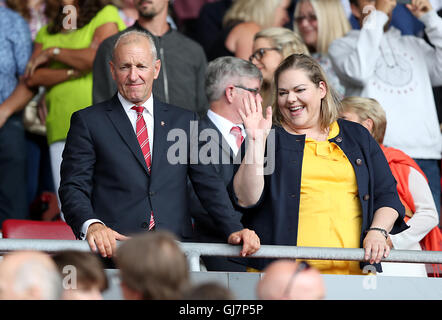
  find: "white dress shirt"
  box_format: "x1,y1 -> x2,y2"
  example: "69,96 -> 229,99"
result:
207,109 -> 245,157
79,93 -> 155,239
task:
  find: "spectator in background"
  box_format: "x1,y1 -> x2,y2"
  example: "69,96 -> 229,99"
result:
233,53 -> 408,274
172,0 -> 215,37
250,27 -> 309,108
188,56 -> 262,272
329,0 -> 442,227
115,231 -> 190,300
112,0 -> 138,26
6,0 -> 48,39
0,3 -> 33,225
194,0 -> 233,56
340,96 -> 442,277
24,0 -> 126,215
0,251 -> 63,300
93,0 -> 208,116
52,250 -> 109,299
207,0 -> 291,61
183,282 -> 235,300
6,0 -> 55,221
257,260 -> 326,300
294,0 -> 351,99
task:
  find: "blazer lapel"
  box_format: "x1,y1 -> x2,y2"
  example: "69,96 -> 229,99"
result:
201,117 -> 235,162
106,95 -> 150,174
150,99 -> 170,175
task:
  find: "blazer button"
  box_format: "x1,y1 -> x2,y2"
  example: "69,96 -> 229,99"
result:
290,193 -> 296,198
335,136 -> 342,143
355,158 -> 363,166
363,194 -> 370,201
149,191 -> 155,197
141,222 -> 149,229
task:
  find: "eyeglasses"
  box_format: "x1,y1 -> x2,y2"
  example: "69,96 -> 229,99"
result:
249,47 -> 281,62
283,261 -> 311,297
294,14 -> 317,24
234,85 -> 260,96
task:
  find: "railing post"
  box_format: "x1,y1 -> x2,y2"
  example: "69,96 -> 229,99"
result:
186,251 -> 201,272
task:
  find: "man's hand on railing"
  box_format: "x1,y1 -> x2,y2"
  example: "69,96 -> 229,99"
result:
86,223 -> 129,258
227,228 -> 260,257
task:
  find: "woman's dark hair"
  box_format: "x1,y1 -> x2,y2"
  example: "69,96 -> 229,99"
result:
5,0 -> 30,20
45,0 -> 111,34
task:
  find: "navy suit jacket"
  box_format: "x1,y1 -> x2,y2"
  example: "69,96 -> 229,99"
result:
187,115 -> 247,271
59,95 -> 244,240
188,115 -> 244,240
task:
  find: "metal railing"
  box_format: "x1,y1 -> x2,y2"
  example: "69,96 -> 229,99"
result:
0,239 -> 441,272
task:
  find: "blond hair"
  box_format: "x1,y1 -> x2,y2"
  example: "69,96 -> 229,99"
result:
294,0 -> 351,54
223,0 -> 284,28
254,27 -> 310,106
254,27 -> 310,59
341,96 -> 387,144
272,54 -> 342,130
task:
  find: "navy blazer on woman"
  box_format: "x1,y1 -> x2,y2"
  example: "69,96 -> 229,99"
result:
233,119 -> 409,271
59,95 -> 244,240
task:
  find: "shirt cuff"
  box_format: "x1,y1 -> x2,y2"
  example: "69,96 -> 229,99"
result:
367,10 -> 389,29
80,219 -> 104,240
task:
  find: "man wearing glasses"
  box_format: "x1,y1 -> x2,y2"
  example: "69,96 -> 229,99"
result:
188,56 -> 263,272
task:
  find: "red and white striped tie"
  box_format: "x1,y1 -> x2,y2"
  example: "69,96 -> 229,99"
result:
230,126 -> 244,148
132,106 -> 155,230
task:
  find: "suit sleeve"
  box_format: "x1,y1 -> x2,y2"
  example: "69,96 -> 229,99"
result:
187,114 -> 244,240
92,37 -> 118,104
59,111 -> 98,238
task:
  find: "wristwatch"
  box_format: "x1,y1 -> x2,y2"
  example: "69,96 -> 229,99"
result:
52,47 -> 61,56
366,227 -> 388,239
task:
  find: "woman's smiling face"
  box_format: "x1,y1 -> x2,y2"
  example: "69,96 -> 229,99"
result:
277,67 -> 326,132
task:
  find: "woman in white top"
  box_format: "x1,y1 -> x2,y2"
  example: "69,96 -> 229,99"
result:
340,96 -> 441,277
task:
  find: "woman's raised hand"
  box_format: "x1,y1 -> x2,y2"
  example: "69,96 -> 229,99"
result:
239,92 -> 273,141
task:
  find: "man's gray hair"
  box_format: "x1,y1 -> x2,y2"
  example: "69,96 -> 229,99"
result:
14,259 -> 63,300
112,30 -> 158,63
205,56 -> 263,103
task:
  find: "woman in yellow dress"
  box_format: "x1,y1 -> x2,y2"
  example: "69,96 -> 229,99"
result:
232,53 -> 409,274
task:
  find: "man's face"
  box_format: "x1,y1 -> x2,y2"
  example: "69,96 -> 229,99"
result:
110,36 -> 161,105
232,77 -> 262,123
134,0 -> 169,19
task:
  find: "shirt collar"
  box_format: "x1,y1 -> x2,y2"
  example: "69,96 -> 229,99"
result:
117,92 -> 154,116
207,110 -> 244,137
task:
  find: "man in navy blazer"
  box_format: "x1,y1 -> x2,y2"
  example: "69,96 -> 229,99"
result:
188,56 -> 262,271
59,30 -> 260,258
